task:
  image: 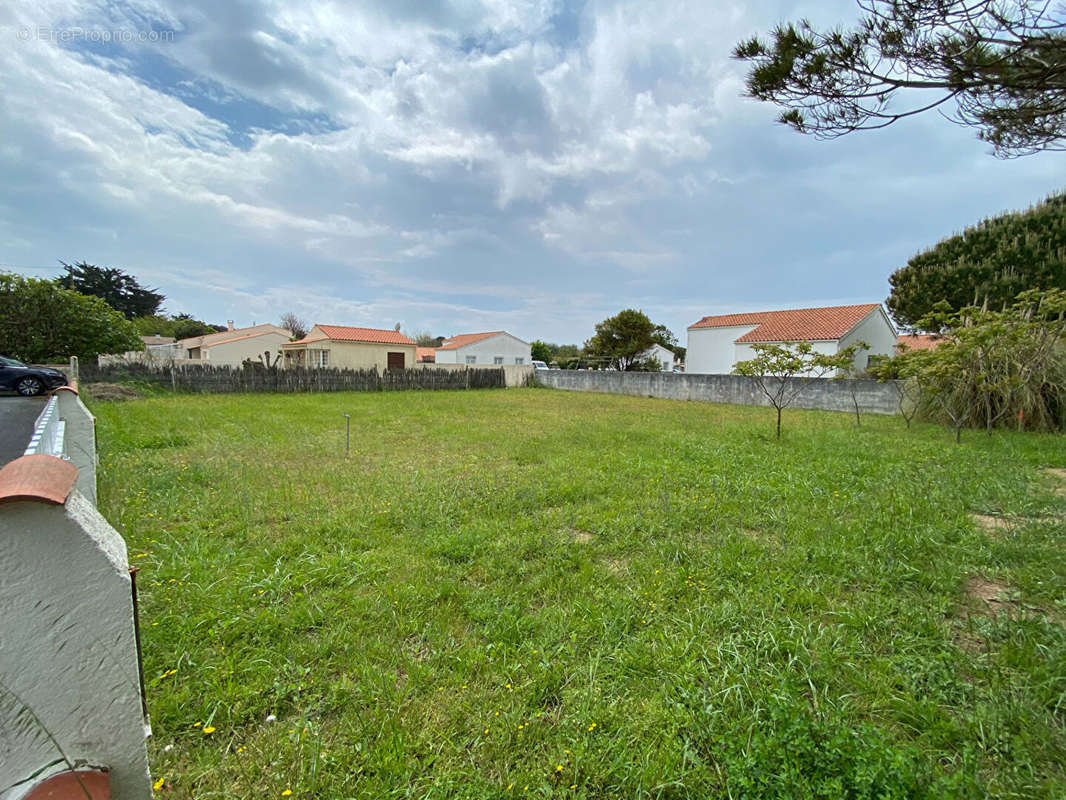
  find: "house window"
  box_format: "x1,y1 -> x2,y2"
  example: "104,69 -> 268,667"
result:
514,357 -> 524,365
312,349 -> 329,368
494,357 -> 504,365
466,355 -> 477,364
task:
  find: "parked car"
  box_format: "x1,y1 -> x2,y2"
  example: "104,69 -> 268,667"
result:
532,360 -> 549,370
0,356 -> 67,396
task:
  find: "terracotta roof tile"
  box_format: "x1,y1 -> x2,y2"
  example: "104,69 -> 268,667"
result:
896,333 -> 943,351
416,347 -> 436,362
290,325 -> 415,345
0,454 -> 78,506
689,304 -> 882,343
437,331 -> 506,351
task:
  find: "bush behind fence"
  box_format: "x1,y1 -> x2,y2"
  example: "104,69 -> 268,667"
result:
80,362 -> 506,393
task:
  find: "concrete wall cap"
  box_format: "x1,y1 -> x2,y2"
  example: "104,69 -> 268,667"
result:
52,385 -> 79,396
0,454 -> 78,505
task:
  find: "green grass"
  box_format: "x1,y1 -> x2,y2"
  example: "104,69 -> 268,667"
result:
92,388 -> 1066,798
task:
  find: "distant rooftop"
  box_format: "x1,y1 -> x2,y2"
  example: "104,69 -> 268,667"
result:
689,304 -> 882,342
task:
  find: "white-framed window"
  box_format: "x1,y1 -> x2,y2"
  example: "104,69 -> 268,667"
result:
494,357 -> 504,365
312,349 -> 329,368
465,355 -> 477,364
514,357 -> 524,365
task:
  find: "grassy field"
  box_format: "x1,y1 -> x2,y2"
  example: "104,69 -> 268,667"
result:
92,388 -> 1066,798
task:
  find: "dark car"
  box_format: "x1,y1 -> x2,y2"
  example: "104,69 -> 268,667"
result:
0,356 -> 67,396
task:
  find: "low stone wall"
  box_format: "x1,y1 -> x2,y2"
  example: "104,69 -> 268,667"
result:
535,370 -> 902,415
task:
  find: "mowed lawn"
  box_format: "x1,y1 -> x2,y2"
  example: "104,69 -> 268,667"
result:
92,388 -> 1066,799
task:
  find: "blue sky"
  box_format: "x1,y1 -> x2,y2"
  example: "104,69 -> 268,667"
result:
1,0 -> 1063,345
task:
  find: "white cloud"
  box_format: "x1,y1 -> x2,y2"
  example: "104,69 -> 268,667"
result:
1,0 -> 1064,345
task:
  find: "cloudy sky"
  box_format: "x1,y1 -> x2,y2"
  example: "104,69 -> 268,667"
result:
1,0 -> 1063,344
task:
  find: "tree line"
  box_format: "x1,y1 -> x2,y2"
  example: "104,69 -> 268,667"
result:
1,262 -> 232,362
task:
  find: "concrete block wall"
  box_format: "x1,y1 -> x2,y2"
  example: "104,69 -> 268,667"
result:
535,370 -> 902,416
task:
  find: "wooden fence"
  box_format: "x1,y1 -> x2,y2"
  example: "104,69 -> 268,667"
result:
79,362 -> 506,393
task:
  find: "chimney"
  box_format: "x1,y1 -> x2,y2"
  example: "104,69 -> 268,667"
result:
227,320 -> 235,331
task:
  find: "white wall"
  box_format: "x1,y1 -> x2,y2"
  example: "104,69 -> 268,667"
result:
838,307 -> 898,372
204,332 -> 292,366
437,333 -> 531,365
642,344 -> 674,371
733,339 -> 839,376
686,325 -> 757,374
1,486 -> 152,799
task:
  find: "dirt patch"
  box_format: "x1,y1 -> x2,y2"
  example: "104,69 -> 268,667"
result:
402,635 -> 432,662
85,382 -> 142,402
602,556 -> 628,575
966,576 -> 1014,610
1043,468 -> 1066,497
571,529 -> 594,544
970,514 -> 1016,536
951,577 -> 1017,652
742,527 -> 782,550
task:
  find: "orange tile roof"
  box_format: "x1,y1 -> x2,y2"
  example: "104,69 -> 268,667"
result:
688,304 -> 882,343
896,333 -> 943,352
437,331 -> 506,351
416,347 -> 436,362
287,324 -> 415,346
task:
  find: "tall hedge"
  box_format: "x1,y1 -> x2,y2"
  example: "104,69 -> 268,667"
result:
0,272 -> 142,362
887,193 -> 1066,329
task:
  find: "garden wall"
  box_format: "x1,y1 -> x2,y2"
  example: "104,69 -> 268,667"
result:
80,363 -> 506,393
535,370 -> 902,415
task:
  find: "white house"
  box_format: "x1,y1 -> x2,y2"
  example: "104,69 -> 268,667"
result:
641,343 -> 675,371
686,303 -> 897,375
178,323 -> 293,366
434,331 -> 531,365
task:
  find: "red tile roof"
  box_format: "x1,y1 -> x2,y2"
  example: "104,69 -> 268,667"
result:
688,304 -> 882,343
437,331 -> 506,351
416,347 -> 436,362
896,333 -> 943,352
287,325 -> 415,346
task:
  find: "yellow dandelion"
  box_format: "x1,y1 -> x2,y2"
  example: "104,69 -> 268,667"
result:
507,783 -> 514,790
153,777 -> 165,790
193,721 -> 201,727
203,726 -> 216,734
556,764 -> 564,772
281,791 -> 292,797
484,728 -> 490,734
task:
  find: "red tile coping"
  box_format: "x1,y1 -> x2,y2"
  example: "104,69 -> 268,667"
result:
22,769 -> 110,799
51,385 -> 79,396
0,455 -> 78,506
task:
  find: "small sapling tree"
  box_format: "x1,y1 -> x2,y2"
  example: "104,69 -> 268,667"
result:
734,341 -> 865,438
832,341 -> 870,425
869,352 -> 922,428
